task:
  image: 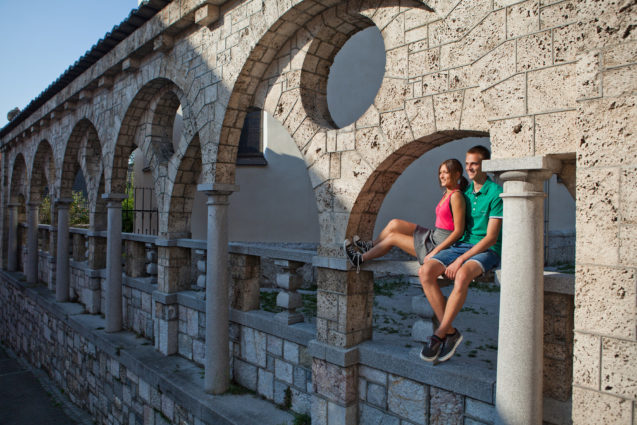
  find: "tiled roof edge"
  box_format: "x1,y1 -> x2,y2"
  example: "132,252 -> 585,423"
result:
0,0 -> 172,139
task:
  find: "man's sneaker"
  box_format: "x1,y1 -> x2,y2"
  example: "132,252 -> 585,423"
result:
352,235 -> 373,254
420,334 -> 445,362
343,239 -> 363,272
438,330 -> 463,362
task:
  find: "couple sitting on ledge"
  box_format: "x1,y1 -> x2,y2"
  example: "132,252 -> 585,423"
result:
344,145 -> 503,364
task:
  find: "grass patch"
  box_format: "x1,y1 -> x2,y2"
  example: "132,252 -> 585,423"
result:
469,280 -> 500,293
300,293 -> 317,318
260,291 -> 281,313
293,413 -> 311,425
374,278 -> 410,297
555,262 -> 575,274
226,381 -> 254,395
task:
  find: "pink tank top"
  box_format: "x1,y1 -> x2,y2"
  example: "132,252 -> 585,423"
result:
434,190 -> 458,231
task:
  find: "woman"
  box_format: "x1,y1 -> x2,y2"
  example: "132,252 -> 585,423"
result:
344,158 -> 468,270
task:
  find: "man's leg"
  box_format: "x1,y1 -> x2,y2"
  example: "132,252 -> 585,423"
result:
435,261 -> 483,337
419,259 -> 446,323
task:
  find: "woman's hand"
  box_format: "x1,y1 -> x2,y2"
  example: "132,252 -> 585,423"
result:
424,250 -> 437,262
445,257 -> 464,279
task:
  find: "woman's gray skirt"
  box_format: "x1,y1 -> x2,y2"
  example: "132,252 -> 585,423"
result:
413,225 -> 452,265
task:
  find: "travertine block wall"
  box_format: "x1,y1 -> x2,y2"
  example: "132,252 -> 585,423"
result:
0,0 -> 635,423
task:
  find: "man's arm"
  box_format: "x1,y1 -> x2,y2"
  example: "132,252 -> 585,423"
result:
444,217 -> 502,279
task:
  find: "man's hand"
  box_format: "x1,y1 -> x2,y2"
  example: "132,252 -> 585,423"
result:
445,257 -> 464,279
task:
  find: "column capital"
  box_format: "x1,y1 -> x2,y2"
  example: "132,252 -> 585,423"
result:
102,192 -> 127,207
55,197 -> 73,208
197,183 -> 239,196
482,155 -> 562,176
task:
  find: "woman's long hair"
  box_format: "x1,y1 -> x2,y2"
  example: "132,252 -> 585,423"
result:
439,158 -> 468,192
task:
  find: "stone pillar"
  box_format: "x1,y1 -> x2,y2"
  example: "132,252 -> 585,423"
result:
229,253 -> 260,311
7,203 -> 19,272
198,183 -> 238,395
26,202 -> 40,284
55,198 -> 72,302
310,260 -> 375,425
125,240 -> 147,278
483,156 -> 560,425
274,260 -> 304,324
103,193 -> 127,333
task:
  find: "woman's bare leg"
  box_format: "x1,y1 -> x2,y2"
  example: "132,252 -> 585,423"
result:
363,219 -> 417,261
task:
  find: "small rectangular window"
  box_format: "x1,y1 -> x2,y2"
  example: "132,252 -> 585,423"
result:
237,108 -> 267,165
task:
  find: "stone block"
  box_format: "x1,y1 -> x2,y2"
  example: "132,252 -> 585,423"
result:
241,326 -> 267,367
233,359 -> 257,391
192,339 -> 205,365
489,116 -> 534,158
367,382 -> 387,408
177,333 -> 193,360
465,398 -> 494,423
380,109 -> 414,149
430,387 -> 463,425
572,386 -> 633,425
267,335 -> 283,356
574,265 -> 635,340
540,0 -> 576,29
283,341 -> 299,364
620,167 -> 637,225
375,78 -> 409,112
317,291 -> 339,321
258,368 -> 274,400
387,375 -> 426,423
293,366 -> 307,390
312,359 -> 357,404
577,96 -> 637,167
275,358 -> 293,385
516,31 -> 552,71
575,168 -> 620,265
601,337 -> 637,399
603,64 -> 637,98
528,64 -> 576,114
552,23 -> 580,64
405,96 -> 436,141
507,0 -> 539,38
433,90 -> 463,131
603,41 -> 637,69
327,401 -> 357,425
359,365 -> 387,386
619,224 -> 637,266
482,73 -> 526,119
535,110 -> 577,155
291,388 -> 311,414
359,403 -> 400,425
274,380 -> 288,406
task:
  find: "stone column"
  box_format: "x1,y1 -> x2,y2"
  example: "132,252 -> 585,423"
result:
483,156 -> 560,425
7,203 -> 19,272
103,193 -> 127,333
26,202 -> 40,284
55,198 -> 72,302
198,183 -> 238,395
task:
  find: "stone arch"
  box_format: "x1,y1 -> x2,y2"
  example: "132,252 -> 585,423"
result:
109,78 -> 196,198
61,120 -> 102,199
9,153 -> 28,205
346,131 -> 486,239
164,135 -> 202,238
29,140 -> 55,204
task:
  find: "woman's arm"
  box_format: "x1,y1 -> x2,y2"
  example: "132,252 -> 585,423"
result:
424,191 -> 466,261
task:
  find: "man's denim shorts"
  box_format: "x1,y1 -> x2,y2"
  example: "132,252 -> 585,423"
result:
431,242 -> 500,274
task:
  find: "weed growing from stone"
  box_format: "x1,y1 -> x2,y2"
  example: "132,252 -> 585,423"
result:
284,387 -> 292,409
293,412 -> 311,425
226,381 -> 254,395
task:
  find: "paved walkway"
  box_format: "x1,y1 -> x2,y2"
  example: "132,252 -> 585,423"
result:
0,344 -> 93,425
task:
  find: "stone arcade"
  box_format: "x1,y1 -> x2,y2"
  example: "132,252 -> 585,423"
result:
0,1 -> 635,424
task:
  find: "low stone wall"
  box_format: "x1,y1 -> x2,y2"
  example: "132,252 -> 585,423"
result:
0,270 -> 294,425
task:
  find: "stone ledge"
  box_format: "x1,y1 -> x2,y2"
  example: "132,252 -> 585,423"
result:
229,309 -> 315,347
0,269 -> 294,425
230,242 -> 315,264
495,269 -> 574,295
358,340 -> 496,404
308,339 -> 359,367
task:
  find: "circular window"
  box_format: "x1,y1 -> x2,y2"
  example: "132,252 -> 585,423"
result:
326,26 -> 386,128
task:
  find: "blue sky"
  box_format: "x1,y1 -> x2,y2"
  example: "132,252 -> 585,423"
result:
0,0 -> 140,129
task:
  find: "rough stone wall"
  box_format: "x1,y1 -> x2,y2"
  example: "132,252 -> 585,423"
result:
571,2 -> 637,424
0,278 -> 199,425
544,291 -> 574,402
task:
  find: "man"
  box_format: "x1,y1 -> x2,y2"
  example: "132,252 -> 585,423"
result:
418,145 -> 502,363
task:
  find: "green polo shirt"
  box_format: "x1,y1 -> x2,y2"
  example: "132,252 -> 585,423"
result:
460,176 -> 503,256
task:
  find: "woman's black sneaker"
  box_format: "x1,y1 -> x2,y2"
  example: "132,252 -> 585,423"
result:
352,235 -> 373,253
343,239 -> 363,273
438,330 -> 463,362
420,334 -> 445,362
